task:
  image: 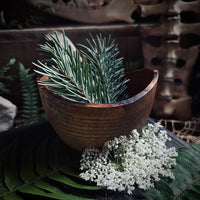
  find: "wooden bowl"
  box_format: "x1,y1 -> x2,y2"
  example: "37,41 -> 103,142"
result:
37,68 -> 158,152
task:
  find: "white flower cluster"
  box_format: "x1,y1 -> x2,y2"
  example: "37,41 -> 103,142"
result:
79,123 -> 178,194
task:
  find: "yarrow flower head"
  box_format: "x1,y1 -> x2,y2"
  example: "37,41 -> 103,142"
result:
79,123 -> 178,194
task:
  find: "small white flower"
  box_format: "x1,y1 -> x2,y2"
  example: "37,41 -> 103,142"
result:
79,123 -> 178,194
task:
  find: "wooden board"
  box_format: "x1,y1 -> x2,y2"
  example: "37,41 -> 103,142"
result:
0,24 -> 142,71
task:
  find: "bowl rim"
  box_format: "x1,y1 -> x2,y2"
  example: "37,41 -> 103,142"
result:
37,68 -> 159,108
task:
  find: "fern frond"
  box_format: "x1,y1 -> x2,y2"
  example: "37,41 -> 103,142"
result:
145,143 -> 200,200
18,62 -> 38,120
34,31 -> 128,104
0,134 -> 102,200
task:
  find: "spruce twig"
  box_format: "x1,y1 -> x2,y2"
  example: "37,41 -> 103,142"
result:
34,31 -> 129,104
79,34 -> 128,103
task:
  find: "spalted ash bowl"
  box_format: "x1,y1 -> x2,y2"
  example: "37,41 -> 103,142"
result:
37,68 -> 158,152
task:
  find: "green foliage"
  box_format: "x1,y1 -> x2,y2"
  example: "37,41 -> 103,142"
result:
18,62 -> 39,122
0,134 -> 102,200
34,32 -> 128,104
0,59 -> 45,126
0,58 -> 16,95
145,143 -> 200,200
79,34 -> 128,103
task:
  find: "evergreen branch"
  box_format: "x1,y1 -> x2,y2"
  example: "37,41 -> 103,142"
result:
79,34 -> 129,103
34,32 -> 100,103
34,31 -> 128,104
0,134 -> 101,200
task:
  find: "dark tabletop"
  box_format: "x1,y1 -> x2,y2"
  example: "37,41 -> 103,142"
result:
0,118 -> 190,200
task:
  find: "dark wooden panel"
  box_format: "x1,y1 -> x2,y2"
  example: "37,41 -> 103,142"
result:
0,24 -> 142,70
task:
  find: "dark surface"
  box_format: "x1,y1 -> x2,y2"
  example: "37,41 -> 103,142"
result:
0,118 -> 189,200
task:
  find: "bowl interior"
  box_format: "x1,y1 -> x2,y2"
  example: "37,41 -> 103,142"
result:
38,68 -> 158,107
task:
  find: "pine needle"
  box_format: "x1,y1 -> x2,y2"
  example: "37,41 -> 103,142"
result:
34,31 -> 129,104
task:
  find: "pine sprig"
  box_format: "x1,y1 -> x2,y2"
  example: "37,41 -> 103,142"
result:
34,32 -> 103,103
34,32 -> 128,104
79,34 -> 128,103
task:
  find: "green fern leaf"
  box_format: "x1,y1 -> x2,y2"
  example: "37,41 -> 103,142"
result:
19,184 -> 86,200
48,172 -> 100,190
18,62 -> 39,121
145,144 -> 200,200
35,138 -> 51,176
145,188 -> 163,200
4,142 -> 22,191
20,141 -> 37,183
33,180 -> 89,200
3,193 -> 23,200
154,179 -> 174,200
0,132 -> 102,200
190,143 -> 200,152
